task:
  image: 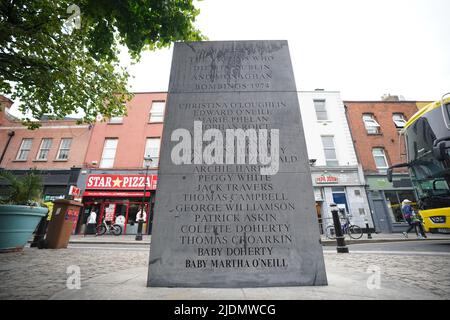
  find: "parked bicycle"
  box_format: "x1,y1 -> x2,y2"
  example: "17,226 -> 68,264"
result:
96,220 -> 122,236
325,213 -> 363,240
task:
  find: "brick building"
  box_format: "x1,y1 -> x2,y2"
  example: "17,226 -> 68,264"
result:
76,92 -> 166,235
344,99 -> 428,232
0,96 -> 92,201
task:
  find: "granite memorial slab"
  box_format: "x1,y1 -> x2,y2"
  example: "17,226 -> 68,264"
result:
148,40 -> 328,287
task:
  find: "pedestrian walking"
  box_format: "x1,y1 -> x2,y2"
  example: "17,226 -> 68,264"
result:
401,199 -> 424,239
412,211 -> 427,239
84,210 -> 98,236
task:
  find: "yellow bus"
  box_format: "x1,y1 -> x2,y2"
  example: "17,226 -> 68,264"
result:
388,94 -> 450,234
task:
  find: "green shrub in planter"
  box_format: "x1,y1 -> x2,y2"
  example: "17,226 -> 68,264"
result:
0,171 -> 48,252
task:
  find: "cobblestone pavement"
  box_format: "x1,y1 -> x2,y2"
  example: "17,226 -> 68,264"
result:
0,247 -> 449,300
326,252 -> 450,298
0,247 -> 149,300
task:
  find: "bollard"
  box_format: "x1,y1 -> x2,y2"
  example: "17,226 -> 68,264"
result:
365,218 -> 372,239
330,203 -> 349,253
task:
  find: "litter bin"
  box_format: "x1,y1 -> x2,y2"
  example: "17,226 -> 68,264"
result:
45,199 -> 82,249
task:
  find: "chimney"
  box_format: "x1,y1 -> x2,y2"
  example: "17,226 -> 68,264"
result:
381,94 -> 400,101
0,95 -> 14,125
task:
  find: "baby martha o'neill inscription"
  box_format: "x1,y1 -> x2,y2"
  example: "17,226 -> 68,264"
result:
148,41 -> 327,287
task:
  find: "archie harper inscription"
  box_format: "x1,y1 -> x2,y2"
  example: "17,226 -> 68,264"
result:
147,41 -> 327,287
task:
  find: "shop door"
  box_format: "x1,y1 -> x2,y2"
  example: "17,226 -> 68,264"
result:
77,203 -> 101,234
372,199 -> 392,233
315,202 -> 324,234
114,203 -> 128,233
126,203 -> 149,235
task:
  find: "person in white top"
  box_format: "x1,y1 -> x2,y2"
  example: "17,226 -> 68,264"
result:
136,208 -> 147,223
135,208 -> 147,240
85,210 -> 97,236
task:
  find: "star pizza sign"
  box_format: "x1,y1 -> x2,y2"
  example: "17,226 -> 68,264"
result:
86,174 -> 158,190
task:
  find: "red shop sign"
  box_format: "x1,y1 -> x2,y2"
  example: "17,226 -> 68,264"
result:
86,174 -> 158,190
68,185 -> 81,196
315,175 -> 339,184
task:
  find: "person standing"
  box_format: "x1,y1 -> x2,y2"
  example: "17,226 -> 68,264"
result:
135,207 -> 147,240
136,208 -> 147,227
85,210 -> 98,237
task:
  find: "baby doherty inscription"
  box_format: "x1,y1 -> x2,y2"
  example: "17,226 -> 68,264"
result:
147,41 -> 327,287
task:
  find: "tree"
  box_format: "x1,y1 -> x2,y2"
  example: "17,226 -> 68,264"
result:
0,0 -> 204,128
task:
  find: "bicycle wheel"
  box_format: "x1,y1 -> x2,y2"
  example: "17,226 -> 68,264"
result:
97,224 -> 106,235
325,225 -> 336,240
112,224 -> 122,236
348,225 -> 363,239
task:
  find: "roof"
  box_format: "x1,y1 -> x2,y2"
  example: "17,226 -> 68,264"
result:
0,95 -> 14,104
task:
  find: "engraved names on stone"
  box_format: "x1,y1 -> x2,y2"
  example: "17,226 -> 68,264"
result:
148,41 -> 327,287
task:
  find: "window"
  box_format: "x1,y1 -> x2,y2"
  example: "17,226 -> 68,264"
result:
321,136 -> 338,166
313,100 -> 328,120
36,138 -> 52,160
372,148 -> 389,169
56,138 -> 72,160
16,138 -> 33,160
144,138 -> 160,168
100,138 -> 118,168
149,101 -> 165,123
392,113 -> 406,128
108,116 -> 123,124
362,114 -> 380,134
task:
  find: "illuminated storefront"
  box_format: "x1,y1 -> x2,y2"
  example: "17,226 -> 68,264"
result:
76,171 -> 158,235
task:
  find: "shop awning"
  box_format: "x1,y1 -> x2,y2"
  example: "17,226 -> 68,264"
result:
83,191 -> 151,198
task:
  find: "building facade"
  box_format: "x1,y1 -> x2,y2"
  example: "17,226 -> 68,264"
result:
344,99 -> 425,233
76,92 -> 166,235
0,96 -> 91,201
298,90 -> 373,233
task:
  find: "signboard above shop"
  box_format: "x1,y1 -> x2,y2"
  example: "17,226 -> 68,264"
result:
68,185 -> 81,196
86,174 -> 158,190
315,174 -> 339,184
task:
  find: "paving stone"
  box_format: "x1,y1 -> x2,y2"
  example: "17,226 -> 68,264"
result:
0,247 -> 449,299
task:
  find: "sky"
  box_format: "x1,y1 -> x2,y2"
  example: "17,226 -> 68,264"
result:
8,0 -> 450,117
125,0 -> 450,99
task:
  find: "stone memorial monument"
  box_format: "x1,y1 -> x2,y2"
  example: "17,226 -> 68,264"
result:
148,40 -> 328,287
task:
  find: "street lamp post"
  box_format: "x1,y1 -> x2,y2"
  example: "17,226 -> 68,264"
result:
136,156 -> 152,241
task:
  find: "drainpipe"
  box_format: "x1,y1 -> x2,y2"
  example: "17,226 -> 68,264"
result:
0,130 -> 15,167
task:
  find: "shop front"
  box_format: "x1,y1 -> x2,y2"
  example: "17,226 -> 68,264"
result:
365,174 -> 417,233
311,166 -> 373,234
0,168 -> 81,202
76,171 -> 158,235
